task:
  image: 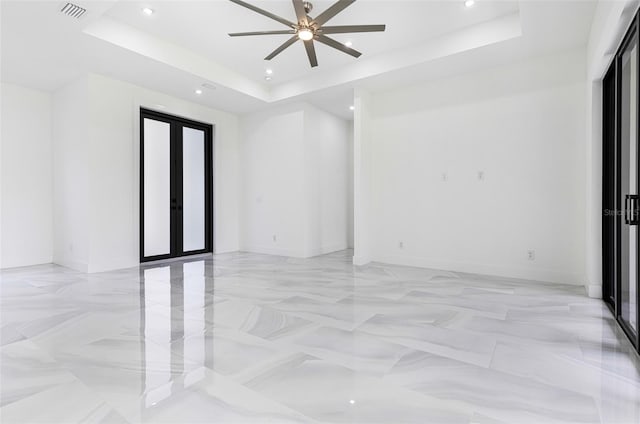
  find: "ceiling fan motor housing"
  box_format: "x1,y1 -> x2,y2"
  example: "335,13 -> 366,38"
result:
304,2 -> 313,14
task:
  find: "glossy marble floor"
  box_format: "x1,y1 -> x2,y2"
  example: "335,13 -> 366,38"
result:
1,250 -> 639,423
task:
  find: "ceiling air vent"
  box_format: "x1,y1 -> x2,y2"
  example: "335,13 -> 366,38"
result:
60,2 -> 86,18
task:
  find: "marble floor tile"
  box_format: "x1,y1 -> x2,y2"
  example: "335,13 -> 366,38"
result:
0,339 -> 77,407
170,328 -> 292,379
123,367 -> 314,423
489,342 -> 640,424
0,379 -> 125,423
269,295 -> 377,331
384,349 -> 601,423
279,326 -> 413,376
245,353 -> 472,423
1,249 -> 639,423
210,300 -> 315,340
357,313 -> 497,367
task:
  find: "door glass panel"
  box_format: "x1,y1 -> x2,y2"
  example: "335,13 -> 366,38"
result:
621,38 -> 638,331
143,118 -> 171,257
182,127 -> 206,252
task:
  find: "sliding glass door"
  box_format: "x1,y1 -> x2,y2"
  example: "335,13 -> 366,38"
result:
619,26 -> 639,334
140,109 -> 213,262
603,12 -> 640,354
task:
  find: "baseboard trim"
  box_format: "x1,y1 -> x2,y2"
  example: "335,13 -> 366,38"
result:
88,256 -> 137,273
305,243 -> 348,258
243,243 -> 348,259
52,256 -> 88,273
372,253 -> 585,286
353,255 -> 371,266
0,261 -> 54,271
586,284 -> 602,299
241,245 -> 307,258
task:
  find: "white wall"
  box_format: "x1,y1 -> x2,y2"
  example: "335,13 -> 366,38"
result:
52,77 -> 90,272
355,49 -> 587,285
353,89 -> 374,265
1,83 -> 53,268
305,104 -> 350,256
347,121 -> 354,249
51,73 -> 241,273
240,103 -> 350,257
241,105 -> 307,256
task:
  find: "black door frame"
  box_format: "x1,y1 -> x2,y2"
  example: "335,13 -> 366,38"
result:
603,64 -> 616,313
140,108 -> 214,263
603,11 -> 640,354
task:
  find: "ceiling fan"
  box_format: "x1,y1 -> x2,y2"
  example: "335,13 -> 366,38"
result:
228,0 -> 386,68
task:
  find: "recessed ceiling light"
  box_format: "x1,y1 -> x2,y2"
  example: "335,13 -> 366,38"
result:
265,76 -> 272,81
266,69 -> 273,75
195,89 -> 202,95
349,105 -> 355,111
345,41 -> 353,47
464,0 -> 475,7
142,7 -> 154,16
349,400 -> 356,405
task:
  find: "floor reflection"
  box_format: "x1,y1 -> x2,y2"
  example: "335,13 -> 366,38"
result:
139,259 -> 215,411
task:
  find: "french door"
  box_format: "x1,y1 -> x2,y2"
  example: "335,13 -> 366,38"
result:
140,109 -> 213,262
603,12 -> 640,354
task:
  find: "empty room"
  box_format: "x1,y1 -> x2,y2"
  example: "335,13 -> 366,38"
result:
1,0 -> 640,423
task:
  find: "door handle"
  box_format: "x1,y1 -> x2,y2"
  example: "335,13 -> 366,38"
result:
626,194 -> 639,225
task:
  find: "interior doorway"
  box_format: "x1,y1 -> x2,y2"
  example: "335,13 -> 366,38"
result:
140,108 -> 213,262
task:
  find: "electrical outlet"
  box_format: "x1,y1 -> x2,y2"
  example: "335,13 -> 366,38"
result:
527,250 -> 535,261
272,235 -> 277,242
478,171 -> 485,181
399,241 -> 404,249
441,172 -> 448,182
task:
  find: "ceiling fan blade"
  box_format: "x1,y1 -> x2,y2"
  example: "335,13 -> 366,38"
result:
316,34 -> 361,58
229,0 -> 295,28
312,0 -> 356,26
265,36 -> 299,60
292,0 -> 308,25
304,40 -> 318,67
320,24 -> 386,34
229,30 -> 296,36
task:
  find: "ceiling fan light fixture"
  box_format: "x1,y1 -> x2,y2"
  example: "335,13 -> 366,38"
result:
228,0 -> 385,68
298,28 -> 314,41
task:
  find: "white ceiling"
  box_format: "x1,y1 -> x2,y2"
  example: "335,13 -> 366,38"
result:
104,0 -> 520,84
1,1 -> 597,119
